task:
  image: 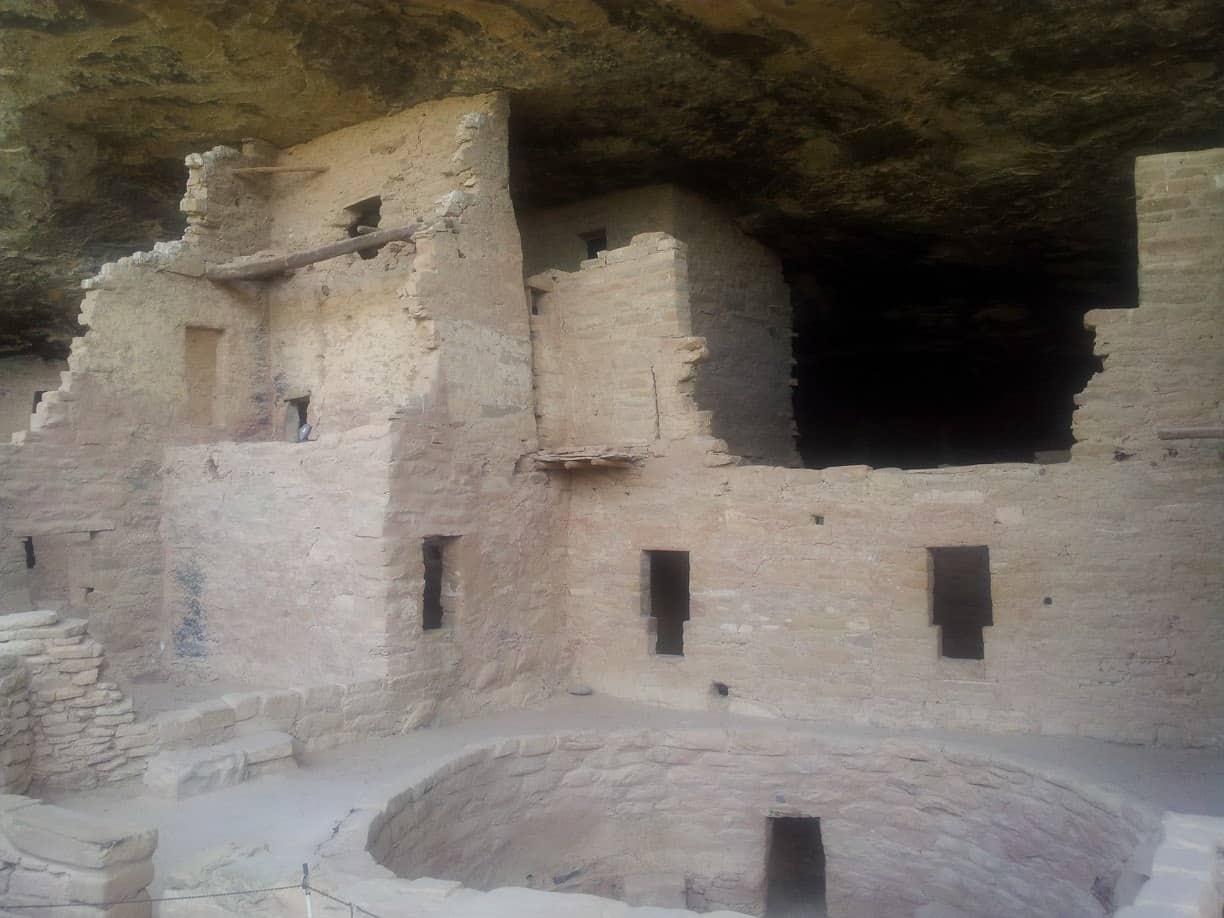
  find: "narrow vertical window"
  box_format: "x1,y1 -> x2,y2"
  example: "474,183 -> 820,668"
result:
645,550 -> 690,656
422,536 -> 458,630
929,545 -> 993,659
285,396 -> 310,442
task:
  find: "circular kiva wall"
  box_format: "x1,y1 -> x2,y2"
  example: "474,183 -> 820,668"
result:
366,729 -> 1161,917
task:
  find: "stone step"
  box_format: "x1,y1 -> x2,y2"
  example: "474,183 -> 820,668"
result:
0,610 -> 58,632
143,730 -> 297,798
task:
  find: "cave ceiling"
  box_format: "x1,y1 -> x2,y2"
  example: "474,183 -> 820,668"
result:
2,0 -> 1222,356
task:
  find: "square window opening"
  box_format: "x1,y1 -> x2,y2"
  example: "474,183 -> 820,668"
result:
929,545 -> 993,660
422,535 -> 459,631
580,229 -> 607,261
644,550 -> 689,656
766,816 -> 826,917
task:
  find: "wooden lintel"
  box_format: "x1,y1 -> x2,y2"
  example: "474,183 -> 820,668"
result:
205,224 -> 419,281
231,166 -> 329,175
1157,427 -> 1224,440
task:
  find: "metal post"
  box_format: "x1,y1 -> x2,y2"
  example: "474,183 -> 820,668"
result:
302,863 -> 313,918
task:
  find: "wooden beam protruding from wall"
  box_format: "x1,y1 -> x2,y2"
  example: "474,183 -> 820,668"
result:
205,224 -> 419,282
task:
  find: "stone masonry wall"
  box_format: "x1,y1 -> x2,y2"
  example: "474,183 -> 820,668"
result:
0,611 -> 153,792
0,656 -> 29,794
558,148 -> 1224,748
368,728 -> 1160,917
157,94 -> 568,716
0,792 -> 157,916
519,186 -> 798,465
528,233 -> 693,449
0,143 -> 278,677
1073,147 -> 1224,460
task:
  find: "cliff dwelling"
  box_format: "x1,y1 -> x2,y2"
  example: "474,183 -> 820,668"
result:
0,4 -> 1222,918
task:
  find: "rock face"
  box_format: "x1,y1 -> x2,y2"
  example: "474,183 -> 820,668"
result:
2,0 -> 1223,356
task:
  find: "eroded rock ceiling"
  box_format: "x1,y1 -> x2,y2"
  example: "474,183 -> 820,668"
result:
2,0 -> 1223,357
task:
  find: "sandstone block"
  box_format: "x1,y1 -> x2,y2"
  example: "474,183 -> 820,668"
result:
2,802 -> 156,868
0,611 -> 58,632
68,856 -> 154,902
220,692 -> 261,722
144,748 -> 246,799
518,736 -> 557,757
257,689 -> 301,723
142,730 -> 293,798
0,640 -> 49,656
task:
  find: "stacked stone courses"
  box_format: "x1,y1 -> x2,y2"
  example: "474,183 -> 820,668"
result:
0,611 -> 153,793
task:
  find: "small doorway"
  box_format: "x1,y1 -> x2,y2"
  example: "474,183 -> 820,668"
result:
284,395 -> 310,442
765,816 -> 826,917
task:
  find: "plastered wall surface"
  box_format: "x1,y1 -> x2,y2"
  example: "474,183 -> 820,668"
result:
0,357 -> 65,441
160,427 -> 395,684
520,186 -> 798,465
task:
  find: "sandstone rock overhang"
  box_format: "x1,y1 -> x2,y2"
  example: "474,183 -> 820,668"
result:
3,0 -> 1223,357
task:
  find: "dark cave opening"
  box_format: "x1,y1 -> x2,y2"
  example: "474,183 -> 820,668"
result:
789,256 -> 1107,470
507,110 -> 1127,472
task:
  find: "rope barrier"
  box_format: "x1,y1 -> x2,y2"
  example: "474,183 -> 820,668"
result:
1,883 -> 302,908
1,878 -> 387,917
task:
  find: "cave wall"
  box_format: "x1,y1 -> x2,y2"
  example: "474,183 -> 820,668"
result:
0,357 -> 65,441
559,147 -> 1224,747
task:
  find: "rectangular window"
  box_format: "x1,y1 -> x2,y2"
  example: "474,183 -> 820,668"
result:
185,327 -> 223,426
285,395 -> 310,442
645,550 -> 689,656
929,545 -> 993,659
422,536 -> 458,630
580,229 -> 607,261
766,816 -> 826,917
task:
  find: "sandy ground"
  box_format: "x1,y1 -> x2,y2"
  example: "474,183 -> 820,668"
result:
55,696 -> 1224,901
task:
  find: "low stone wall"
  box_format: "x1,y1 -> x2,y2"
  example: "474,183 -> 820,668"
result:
152,678 -> 436,756
365,729 -> 1163,917
0,793 -> 157,916
0,657 -> 30,793
0,611 -> 154,792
